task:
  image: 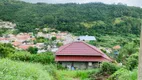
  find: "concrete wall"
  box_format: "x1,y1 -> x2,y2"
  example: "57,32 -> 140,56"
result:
60,61 -> 100,70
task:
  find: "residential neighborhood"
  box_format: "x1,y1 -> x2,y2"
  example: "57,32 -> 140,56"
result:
0,21 -> 99,53
0,27 -> 98,53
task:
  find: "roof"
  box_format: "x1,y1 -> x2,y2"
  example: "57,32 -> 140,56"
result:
0,37 -> 8,40
78,35 -> 96,41
18,45 -> 34,50
113,45 -> 121,50
56,56 -> 110,62
56,41 -> 112,62
12,41 -> 22,46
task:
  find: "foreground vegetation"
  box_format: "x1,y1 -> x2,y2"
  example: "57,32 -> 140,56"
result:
0,59 -> 52,80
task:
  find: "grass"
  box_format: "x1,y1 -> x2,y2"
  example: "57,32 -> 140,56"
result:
56,69 -> 99,80
0,59 -> 52,80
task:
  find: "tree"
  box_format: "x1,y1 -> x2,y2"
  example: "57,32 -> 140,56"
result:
57,42 -> 63,47
27,47 -> 38,54
116,42 -> 138,63
0,43 -> 15,58
51,37 -> 56,41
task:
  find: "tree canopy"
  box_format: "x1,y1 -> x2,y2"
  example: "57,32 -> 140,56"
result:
0,0 -> 142,36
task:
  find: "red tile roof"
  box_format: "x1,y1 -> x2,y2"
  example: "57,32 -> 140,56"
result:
113,45 -> 121,50
18,45 -> 34,50
55,41 -> 112,62
12,41 -> 22,46
56,56 -> 110,62
0,37 -> 8,40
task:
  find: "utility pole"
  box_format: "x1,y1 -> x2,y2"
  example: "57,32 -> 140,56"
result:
138,24 -> 142,80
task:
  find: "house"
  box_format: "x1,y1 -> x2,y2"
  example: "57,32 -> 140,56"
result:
36,43 -> 45,49
55,41 -> 112,70
18,44 -> 35,50
16,33 -> 31,42
0,37 -> 10,43
77,35 -> 96,41
113,45 -> 121,50
12,41 -> 22,47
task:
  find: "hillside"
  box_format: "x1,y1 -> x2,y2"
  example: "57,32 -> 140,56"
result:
0,0 -> 142,36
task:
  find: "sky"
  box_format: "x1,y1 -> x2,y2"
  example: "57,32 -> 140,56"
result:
21,0 -> 142,7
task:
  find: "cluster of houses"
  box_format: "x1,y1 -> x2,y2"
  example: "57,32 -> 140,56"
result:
0,21 -> 16,29
0,30 -> 98,53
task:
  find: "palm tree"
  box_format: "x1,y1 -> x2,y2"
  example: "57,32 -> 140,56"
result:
138,24 -> 142,80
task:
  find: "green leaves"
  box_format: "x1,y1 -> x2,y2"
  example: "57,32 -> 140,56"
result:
0,43 -> 15,58
0,0 -> 142,35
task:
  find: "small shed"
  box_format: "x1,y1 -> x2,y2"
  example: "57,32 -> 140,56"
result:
77,35 -> 96,41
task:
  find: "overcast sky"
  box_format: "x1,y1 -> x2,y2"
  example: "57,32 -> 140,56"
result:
21,0 -> 142,7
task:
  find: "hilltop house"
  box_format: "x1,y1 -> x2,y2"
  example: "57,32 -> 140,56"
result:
55,41 -> 112,70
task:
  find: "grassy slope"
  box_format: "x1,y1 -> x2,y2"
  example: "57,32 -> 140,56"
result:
0,59 -> 52,80
56,69 -> 99,80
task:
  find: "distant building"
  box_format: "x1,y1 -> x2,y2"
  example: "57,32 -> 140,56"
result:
77,35 -> 96,41
18,44 -> 35,50
113,45 -> 121,50
0,37 -> 10,43
0,21 -> 16,29
55,41 -> 112,70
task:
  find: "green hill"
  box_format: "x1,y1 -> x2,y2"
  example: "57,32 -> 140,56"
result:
0,0 -> 142,35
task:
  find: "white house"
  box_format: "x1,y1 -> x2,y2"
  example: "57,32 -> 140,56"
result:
77,35 -> 96,41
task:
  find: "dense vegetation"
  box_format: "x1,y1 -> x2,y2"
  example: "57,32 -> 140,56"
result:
0,0 -> 142,36
0,59 -> 52,80
8,51 -> 55,64
0,43 -> 15,58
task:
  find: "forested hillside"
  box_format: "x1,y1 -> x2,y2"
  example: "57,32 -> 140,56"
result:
0,0 -> 142,36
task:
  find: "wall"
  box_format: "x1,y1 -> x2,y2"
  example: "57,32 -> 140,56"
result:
60,61 -> 100,70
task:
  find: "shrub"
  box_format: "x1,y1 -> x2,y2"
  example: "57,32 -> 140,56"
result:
108,68 -> 137,80
100,62 -> 119,75
0,43 -> 15,58
126,53 -> 138,70
76,71 -> 89,79
8,51 -> 31,61
27,47 -> 38,54
57,64 -> 66,70
31,52 -> 55,64
0,59 -> 51,80
8,51 -> 55,64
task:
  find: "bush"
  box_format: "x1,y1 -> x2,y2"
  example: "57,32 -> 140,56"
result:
76,71 -> 89,79
0,59 -> 51,80
0,43 -> 15,58
8,51 -> 55,64
100,62 -> 119,74
108,68 -> 137,80
27,47 -> 38,54
8,51 -> 31,61
31,52 -> 55,64
126,53 -> 138,70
